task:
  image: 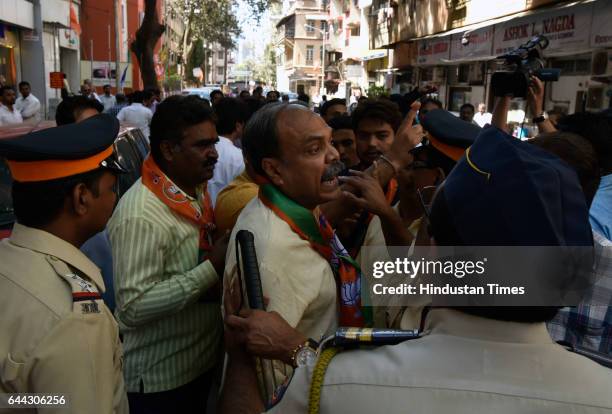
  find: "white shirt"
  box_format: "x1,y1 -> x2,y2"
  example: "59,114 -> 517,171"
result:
224,197 -> 338,340
473,111 -> 492,127
0,105 -> 23,126
507,109 -> 526,124
116,103 -> 152,138
100,94 -> 117,113
15,94 -> 41,122
208,136 -> 244,205
270,309 -> 612,413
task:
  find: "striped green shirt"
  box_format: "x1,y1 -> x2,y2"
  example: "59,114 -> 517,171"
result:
108,179 -> 222,393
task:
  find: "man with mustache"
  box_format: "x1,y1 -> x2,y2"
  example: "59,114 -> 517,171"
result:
108,95 -> 229,414
224,103 -> 344,354
221,103 -> 422,407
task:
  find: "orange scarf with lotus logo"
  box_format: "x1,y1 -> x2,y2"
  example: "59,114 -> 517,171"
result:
141,156 -> 215,263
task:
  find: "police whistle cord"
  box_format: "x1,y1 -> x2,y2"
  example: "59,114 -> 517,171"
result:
308,328 -> 422,413
308,347 -> 340,414
235,230 -> 279,404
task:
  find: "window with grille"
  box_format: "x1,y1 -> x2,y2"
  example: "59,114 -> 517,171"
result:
306,45 -> 314,65
306,20 -> 315,34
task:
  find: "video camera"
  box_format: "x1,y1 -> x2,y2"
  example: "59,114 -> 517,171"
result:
491,35 -> 560,98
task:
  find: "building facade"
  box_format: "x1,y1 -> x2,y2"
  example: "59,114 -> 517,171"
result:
0,0 -> 82,119
276,0 -> 327,97
369,0 -> 612,115
206,44 -> 234,85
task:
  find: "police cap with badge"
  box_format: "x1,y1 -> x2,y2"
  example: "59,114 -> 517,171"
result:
0,113 -> 126,183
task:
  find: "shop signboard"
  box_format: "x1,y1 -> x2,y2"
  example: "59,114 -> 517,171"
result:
417,37 -> 450,65
59,29 -> 78,50
450,26 -> 494,61
493,2 -> 592,57
591,1 -> 612,48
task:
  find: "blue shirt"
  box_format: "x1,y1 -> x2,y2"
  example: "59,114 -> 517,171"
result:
590,173 -> 612,241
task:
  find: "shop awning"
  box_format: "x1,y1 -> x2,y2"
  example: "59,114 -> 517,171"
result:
362,51 -> 387,61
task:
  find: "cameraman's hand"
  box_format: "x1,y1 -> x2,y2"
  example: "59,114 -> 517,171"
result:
528,76 -> 557,133
492,96 -> 512,131
527,76 -> 544,117
418,85 -> 437,95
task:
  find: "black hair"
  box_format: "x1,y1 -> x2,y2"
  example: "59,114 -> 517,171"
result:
142,90 -> 153,102
244,97 -> 264,122
103,84 -> 111,89
421,97 -> 443,109
328,114 -> 352,131
239,90 -> 250,98
460,103 -> 475,112
18,81 -> 30,89
146,87 -> 161,96
320,98 -> 346,117
12,169 -> 106,228
557,111 -> 612,174
149,95 -> 216,165
351,98 -> 402,132
115,93 -> 127,104
266,90 -> 280,99
131,90 -> 144,103
530,131 -> 601,207
210,89 -> 224,100
55,96 -> 103,125
428,184 -> 560,323
389,94 -> 410,117
254,86 -> 263,94
242,103 -> 297,177
214,97 -> 249,136
0,85 -> 15,95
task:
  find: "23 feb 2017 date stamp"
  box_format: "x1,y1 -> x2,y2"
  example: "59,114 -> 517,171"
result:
0,394 -> 68,408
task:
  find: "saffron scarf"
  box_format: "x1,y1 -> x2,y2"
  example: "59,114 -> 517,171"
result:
141,156 -> 215,263
259,183 -> 372,327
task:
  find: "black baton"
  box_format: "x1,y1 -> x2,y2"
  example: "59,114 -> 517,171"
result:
236,230 -> 265,310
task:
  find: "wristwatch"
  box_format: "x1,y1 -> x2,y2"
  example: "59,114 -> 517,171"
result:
533,111 -> 548,123
290,339 -> 319,368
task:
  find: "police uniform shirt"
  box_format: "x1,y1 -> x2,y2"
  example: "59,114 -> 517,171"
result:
268,309 -> 612,413
0,223 -> 128,414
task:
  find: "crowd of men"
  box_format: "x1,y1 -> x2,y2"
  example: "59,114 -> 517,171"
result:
0,77 -> 611,414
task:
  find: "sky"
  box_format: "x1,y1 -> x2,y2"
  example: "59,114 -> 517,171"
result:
235,0 -> 273,63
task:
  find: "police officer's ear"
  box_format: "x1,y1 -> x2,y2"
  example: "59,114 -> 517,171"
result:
71,182 -> 94,216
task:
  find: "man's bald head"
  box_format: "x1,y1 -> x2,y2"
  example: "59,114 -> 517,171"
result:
242,103 -> 313,177
242,102 -> 341,208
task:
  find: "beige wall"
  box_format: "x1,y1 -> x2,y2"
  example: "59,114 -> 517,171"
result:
374,0 -> 566,48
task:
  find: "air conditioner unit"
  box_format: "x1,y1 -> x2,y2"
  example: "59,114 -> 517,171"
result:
592,49 -> 612,76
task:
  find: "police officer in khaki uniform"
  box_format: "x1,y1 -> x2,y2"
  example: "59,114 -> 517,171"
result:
219,110 -> 612,413
0,114 -> 129,413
